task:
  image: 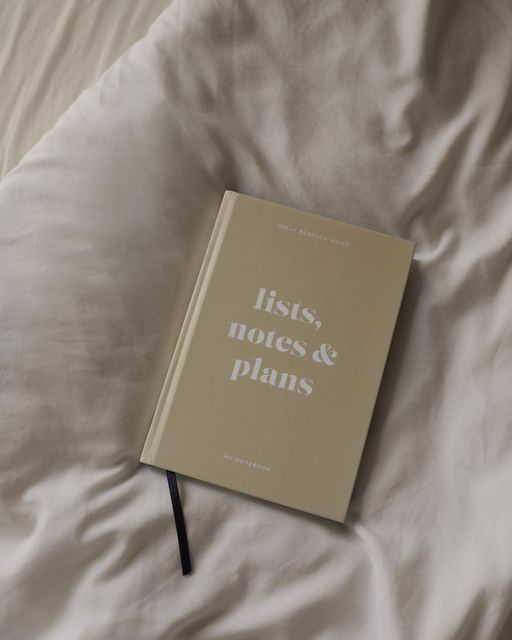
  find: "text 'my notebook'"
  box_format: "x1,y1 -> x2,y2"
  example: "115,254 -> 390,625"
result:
141,191 -> 415,523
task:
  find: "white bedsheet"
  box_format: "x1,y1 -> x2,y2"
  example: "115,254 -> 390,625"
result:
1,1 -> 512,638
0,0 -> 170,179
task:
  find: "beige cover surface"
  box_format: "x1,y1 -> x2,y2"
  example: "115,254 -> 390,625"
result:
142,191 -> 414,522
1,1 -> 512,639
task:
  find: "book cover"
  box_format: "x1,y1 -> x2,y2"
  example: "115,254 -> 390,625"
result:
140,191 -> 415,522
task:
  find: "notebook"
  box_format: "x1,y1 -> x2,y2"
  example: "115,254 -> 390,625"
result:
141,191 -> 415,528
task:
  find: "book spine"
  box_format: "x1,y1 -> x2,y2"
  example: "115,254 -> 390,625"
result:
140,191 -> 237,465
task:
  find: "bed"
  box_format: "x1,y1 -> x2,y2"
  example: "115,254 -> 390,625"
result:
1,1 -> 512,638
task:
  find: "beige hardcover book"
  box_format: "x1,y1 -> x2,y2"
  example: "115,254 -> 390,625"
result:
140,191 -> 415,522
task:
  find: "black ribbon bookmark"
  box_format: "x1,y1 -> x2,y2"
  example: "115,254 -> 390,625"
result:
165,470 -> 192,575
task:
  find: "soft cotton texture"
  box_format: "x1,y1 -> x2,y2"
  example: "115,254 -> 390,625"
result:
1,1 -> 512,638
0,0 -> 170,178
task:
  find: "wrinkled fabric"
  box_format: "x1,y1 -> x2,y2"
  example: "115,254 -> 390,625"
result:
0,0 -> 170,179
1,1 -> 512,638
